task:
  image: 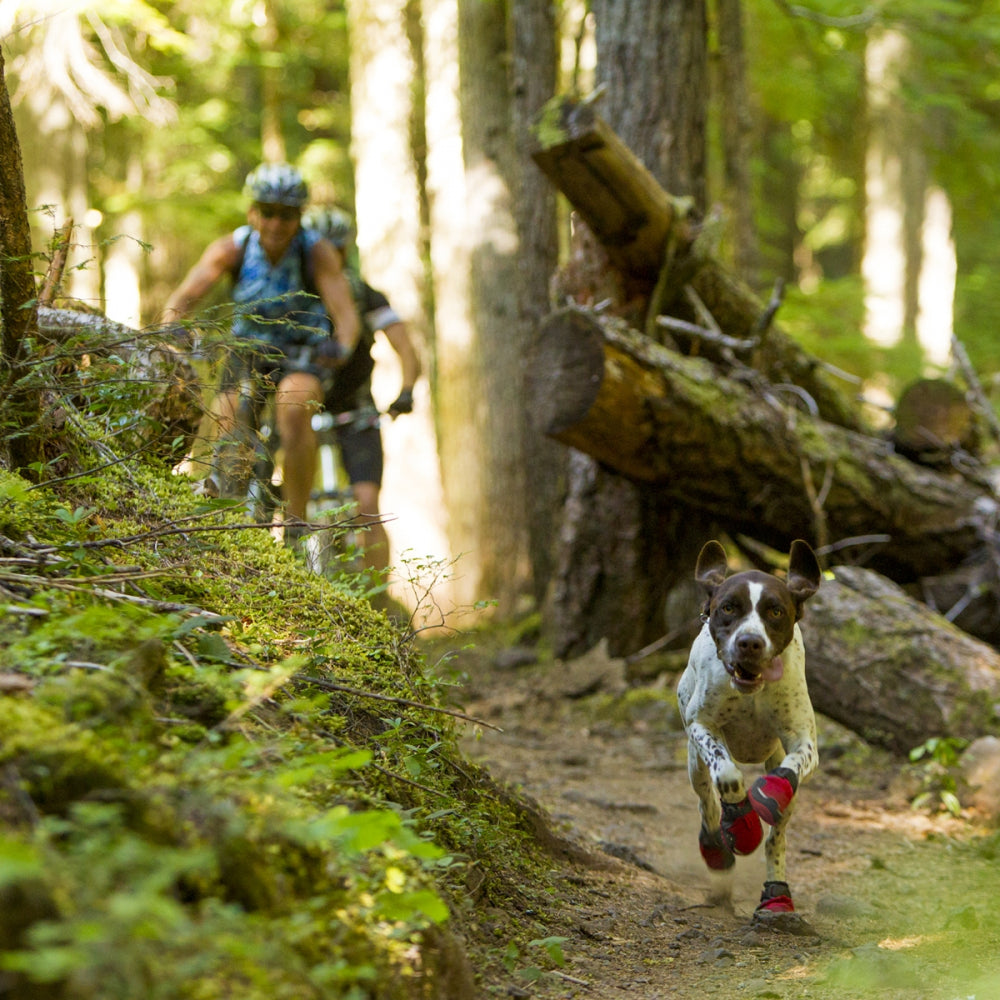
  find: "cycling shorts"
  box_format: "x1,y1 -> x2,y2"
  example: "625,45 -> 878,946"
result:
219,340 -> 327,393
337,422 -> 384,488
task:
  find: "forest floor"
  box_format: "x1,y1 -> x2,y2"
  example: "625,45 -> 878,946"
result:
432,629 -> 1000,999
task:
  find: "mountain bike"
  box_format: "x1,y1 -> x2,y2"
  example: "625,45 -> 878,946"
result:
303,406 -> 381,578
210,363 -> 379,571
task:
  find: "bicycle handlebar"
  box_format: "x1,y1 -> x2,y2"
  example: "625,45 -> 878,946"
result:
311,408 -> 382,433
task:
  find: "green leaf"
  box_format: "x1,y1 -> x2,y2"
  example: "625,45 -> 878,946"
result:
0,839 -> 43,887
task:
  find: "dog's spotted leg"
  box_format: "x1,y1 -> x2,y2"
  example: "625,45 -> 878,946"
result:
749,732 -> 817,827
686,724 -> 763,856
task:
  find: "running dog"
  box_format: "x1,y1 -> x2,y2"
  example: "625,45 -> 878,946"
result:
677,539 -> 821,915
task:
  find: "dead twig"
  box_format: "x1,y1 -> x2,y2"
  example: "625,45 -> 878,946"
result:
952,335 -> 1000,450
295,674 -> 504,733
656,315 -> 757,353
38,220 -> 74,307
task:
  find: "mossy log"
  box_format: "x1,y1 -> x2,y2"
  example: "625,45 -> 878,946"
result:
37,307 -> 201,464
526,307 -> 997,583
531,94 -> 863,432
801,566 -> 1000,755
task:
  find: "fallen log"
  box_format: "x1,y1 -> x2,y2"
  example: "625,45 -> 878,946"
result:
525,306 -> 998,583
801,565 -> 1000,755
531,94 -> 864,432
37,307 -> 201,465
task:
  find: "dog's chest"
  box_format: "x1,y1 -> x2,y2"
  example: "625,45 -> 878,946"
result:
680,624 -> 813,764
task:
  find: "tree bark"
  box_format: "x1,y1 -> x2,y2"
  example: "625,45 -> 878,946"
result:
802,566 -> 1000,755
510,0 -> 563,609
422,0 -> 481,610
0,50 -> 42,473
348,0 -> 455,615
526,306 -> 997,583
716,0 -> 758,287
457,0 -> 532,613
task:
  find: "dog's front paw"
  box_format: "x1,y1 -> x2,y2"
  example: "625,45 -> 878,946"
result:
698,825 -> 735,871
720,797 -> 763,856
748,767 -> 798,826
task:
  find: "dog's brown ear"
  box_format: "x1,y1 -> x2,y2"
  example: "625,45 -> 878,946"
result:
787,539 -> 821,607
695,540 -> 730,593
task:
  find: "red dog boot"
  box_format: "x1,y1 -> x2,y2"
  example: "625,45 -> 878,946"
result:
748,767 -> 798,826
720,797 -> 763,856
756,880 -> 795,913
698,824 -> 735,871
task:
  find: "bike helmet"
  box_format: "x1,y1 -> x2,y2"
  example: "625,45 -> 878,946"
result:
302,206 -> 355,248
244,163 -> 309,207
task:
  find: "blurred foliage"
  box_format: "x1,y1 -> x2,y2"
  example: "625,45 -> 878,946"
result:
740,0 -> 1000,396
5,0 -> 1000,388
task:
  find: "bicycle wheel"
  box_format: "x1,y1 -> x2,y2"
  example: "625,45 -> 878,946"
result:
214,381 -> 280,522
306,492 -> 365,579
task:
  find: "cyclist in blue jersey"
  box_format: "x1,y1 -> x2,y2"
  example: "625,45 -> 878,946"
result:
163,164 -> 360,533
301,206 -> 421,575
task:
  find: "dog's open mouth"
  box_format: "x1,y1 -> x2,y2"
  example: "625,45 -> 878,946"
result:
724,656 -> 784,692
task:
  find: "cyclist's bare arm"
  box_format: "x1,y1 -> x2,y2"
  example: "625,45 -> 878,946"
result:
162,235 -> 240,322
311,239 -> 360,358
382,320 -> 421,392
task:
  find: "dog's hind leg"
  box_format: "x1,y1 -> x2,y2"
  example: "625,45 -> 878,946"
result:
757,751 -> 797,914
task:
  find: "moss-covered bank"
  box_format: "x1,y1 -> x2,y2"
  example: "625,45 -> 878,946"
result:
0,461 -> 564,999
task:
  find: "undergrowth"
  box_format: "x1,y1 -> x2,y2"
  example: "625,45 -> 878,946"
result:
0,335 -> 560,999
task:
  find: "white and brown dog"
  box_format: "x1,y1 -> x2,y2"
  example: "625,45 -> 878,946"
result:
677,539 -> 821,916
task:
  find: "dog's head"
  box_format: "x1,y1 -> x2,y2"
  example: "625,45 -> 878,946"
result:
695,540 -> 821,694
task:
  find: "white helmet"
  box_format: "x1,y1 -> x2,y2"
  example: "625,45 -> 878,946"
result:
244,163 -> 308,207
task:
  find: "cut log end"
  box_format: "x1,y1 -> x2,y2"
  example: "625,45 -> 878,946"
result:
893,378 -> 977,457
527,309 -> 606,435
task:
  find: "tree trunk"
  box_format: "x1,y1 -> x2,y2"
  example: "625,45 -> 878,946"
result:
37,308 -> 201,465
802,566 -> 1000,755
422,0 -> 482,610
510,0 -> 563,609
348,0 -> 455,615
716,0 -> 758,287
456,0 -> 532,614
0,50 -> 42,472
541,0 -> 711,660
526,306 -> 997,583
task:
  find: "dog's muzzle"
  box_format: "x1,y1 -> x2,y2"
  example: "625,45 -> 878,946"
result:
724,655 -> 784,692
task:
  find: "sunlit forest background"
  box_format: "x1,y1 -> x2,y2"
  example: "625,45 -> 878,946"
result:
5,0 -> 1000,614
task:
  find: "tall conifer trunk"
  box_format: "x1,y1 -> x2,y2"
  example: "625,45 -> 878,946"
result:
549,0 -> 712,657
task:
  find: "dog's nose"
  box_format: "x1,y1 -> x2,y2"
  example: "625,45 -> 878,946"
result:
736,634 -> 765,657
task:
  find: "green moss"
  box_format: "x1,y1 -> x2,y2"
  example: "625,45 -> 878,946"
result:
0,452 -> 560,998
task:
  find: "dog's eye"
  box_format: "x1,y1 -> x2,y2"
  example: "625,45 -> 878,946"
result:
720,602 -> 737,615
767,606 -> 785,619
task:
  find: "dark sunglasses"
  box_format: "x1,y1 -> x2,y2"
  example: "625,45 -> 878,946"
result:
255,204 -> 300,221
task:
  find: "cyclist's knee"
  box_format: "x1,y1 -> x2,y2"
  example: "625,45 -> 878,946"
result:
275,372 -> 321,433
276,371 -> 322,405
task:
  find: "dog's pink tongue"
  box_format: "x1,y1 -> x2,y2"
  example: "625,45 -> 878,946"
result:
762,656 -> 784,682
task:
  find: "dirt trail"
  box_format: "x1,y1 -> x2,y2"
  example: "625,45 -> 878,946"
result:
448,637 -> 1000,999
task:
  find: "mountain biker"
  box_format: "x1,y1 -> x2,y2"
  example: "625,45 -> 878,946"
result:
162,164 -> 360,537
300,205 -> 421,576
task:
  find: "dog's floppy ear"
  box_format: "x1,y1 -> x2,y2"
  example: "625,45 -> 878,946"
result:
786,539 -> 821,610
695,540 -> 730,594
